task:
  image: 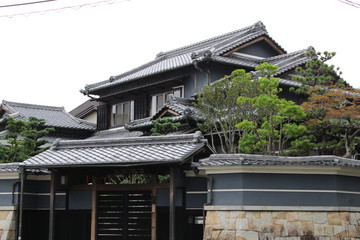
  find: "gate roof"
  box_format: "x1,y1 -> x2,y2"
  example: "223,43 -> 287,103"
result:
22,131 -> 210,168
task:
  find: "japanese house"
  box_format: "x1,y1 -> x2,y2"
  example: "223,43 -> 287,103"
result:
1,21 -> 360,240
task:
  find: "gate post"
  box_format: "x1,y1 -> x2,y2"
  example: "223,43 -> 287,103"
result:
169,167 -> 175,240
91,176 -> 97,240
49,170 -> 56,240
151,174 -> 157,240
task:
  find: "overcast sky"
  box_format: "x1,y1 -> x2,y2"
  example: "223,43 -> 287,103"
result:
0,0 -> 359,111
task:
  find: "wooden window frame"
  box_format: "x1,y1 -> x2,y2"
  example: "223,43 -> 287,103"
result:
111,101 -> 134,126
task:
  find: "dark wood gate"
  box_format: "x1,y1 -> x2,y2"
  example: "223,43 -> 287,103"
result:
97,191 -> 152,240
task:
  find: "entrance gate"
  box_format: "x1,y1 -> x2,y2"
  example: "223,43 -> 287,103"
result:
97,191 -> 152,240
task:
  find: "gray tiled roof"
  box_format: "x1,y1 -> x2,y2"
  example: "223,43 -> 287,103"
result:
267,47 -> 316,76
69,100 -> 100,119
22,132 -> 208,168
1,100 -> 96,131
194,154 -> 360,168
84,21 -> 288,94
0,163 -> 19,173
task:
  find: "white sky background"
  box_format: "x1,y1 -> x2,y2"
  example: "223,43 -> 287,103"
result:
0,0 -> 359,111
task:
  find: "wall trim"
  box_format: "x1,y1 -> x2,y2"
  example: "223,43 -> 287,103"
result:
204,205 -> 360,212
186,191 -> 207,194
0,173 -> 19,180
26,175 -> 51,181
0,192 -> 66,196
211,188 -> 360,195
0,206 -> 16,210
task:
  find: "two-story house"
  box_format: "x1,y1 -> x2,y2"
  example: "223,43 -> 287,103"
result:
81,21 -> 310,133
6,22 -> 360,240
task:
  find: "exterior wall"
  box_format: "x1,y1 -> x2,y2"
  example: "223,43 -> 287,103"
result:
203,210 -> 360,240
185,176 -> 207,210
23,178 -> 66,210
209,173 -> 360,208
0,209 -> 16,240
237,40 -> 280,58
83,112 -> 97,124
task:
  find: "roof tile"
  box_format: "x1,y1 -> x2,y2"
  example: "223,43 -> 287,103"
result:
194,154 -> 360,168
22,132 -> 208,167
1,100 -> 96,131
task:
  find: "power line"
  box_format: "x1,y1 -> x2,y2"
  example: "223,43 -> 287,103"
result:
0,0 -> 59,9
0,0 -> 130,18
338,0 -> 360,8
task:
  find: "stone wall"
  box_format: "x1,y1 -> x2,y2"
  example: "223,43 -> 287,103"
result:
0,210 -> 16,240
204,210 -> 360,240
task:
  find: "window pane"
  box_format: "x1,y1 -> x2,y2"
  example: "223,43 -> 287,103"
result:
173,88 -> 181,98
112,102 -> 131,126
156,95 -> 164,111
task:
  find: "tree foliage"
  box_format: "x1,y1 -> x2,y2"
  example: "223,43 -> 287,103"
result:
302,86 -> 360,158
292,50 -> 350,94
195,62 -> 310,155
150,117 -> 181,136
194,67 -> 249,153
235,63 -> 310,155
0,117 -> 54,162
291,49 -> 360,158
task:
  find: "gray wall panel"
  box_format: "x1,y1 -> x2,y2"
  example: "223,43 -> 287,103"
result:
185,177 -> 207,191
0,179 -> 19,192
23,194 -> 66,209
24,180 -> 50,193
211,173 -> 360,191
186,194 -> 207,209
156,189 -> 182,207
69,190 -> 92,210
212,191 -> 339,206
0,194 -> 14,206
208,173 -> 360,207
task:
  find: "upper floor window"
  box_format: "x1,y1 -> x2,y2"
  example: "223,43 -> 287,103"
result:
151,86 -> 184,116
111,101 -> 134,126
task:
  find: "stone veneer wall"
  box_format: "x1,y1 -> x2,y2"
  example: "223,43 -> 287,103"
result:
0,210 -> 16,240
203,210 -> 360,240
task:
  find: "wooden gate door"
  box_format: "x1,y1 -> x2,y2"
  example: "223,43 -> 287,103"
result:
97,191 -> 152,240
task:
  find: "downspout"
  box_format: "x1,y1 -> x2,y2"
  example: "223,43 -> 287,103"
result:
203,175 -> 213,231
12,181 -> 20,206
18,166 -> 26,240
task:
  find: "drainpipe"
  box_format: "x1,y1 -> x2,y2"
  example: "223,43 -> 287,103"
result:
12,181 -> 20,206
18,166 -> 26,240
203,176 -> 213,231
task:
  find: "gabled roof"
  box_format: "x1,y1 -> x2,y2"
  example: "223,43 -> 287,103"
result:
0,100 -> 96,131
83,21 -> 288,94
267,47 -> 316,76
22,132 -> 211,168
69,100 -> 99,119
